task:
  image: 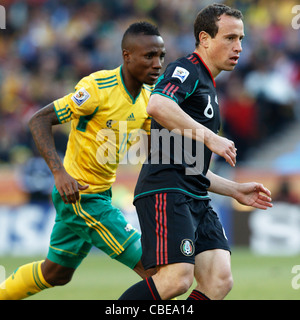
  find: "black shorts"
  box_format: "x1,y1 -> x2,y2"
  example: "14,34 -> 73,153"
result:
135,192 -> 230,269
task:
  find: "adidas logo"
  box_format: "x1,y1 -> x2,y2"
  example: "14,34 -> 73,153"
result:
127,113 -> 135,121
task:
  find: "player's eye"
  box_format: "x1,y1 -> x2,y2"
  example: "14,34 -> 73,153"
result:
145,53 -> 154,59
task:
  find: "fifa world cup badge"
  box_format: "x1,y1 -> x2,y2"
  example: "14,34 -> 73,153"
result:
71,87 -> 91,106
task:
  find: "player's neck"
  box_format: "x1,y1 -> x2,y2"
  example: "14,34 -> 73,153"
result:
121,67 -> 142,100
194,47 -> 221,79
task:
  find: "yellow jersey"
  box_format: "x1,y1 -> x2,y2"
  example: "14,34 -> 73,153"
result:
53,65 -> 153,193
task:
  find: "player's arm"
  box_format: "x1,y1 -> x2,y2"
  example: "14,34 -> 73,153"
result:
206,170 -> 273,210
147,94 -> 237,167
29,103 -> 62,172
28,103 -> 88,204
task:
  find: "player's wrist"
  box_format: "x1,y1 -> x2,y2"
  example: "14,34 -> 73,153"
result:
203,128 -> 215,147
229,181 -> 242,199
51,165 -> 65,176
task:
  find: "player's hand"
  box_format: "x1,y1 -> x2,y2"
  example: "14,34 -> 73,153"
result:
205,132 -> 237,167
53,168 -> 89,204
234,182 -> 273,210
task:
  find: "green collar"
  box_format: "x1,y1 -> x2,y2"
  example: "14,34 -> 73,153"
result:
120,65 -> 141,104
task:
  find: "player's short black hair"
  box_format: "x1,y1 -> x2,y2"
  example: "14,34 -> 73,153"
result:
121,21 -> 161,49
194,3 -> 243,47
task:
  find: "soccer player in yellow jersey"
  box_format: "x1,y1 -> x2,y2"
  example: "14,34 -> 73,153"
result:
0,22 -> 166,300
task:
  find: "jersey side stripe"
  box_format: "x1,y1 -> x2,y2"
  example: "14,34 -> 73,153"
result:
155,193 -> 160,265
77,200 -> 124,255
72,200 -> 124,255
155,193 -> 168,265
72,202 -> 118,254
163,192 -> 168,265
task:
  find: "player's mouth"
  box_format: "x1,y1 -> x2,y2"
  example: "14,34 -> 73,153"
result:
149,73 -> 160,81
229,56 -> 239,65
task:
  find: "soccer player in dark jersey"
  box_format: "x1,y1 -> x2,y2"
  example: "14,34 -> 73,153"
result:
119,4 -> 272,300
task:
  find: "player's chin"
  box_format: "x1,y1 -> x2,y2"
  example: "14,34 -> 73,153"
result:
144,74 -> 160,85
224,64 -> 237,71
144,79 -> 156,85
227,59 -> 239,69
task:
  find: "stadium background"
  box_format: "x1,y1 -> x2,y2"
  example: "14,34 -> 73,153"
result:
0,0 -> 300,299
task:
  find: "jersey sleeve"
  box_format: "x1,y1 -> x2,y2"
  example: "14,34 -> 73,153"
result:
152,59 -> 198,106
53,76 -> 99,124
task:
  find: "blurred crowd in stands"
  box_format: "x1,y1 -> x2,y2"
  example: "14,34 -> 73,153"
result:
0,0 -> 299,170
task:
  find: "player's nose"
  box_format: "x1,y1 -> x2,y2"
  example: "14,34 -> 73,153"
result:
234,39 -> 243,53
152,56 -> 163,69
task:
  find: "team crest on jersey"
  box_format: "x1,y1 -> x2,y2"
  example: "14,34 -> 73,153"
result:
180,239 -> 194,256
71,87 -> 90,106
172,66 -> 190,83
106,119 -> 117,128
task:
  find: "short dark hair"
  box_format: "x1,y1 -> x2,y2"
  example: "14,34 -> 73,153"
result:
194,3 -> 243,47
121,21 -> 161,50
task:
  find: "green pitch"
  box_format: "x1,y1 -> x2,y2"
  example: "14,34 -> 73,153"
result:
1,247 -> 299,300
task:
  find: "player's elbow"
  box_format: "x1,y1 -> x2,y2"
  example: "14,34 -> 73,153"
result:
28,110 -> 45,135
28,112 -> 38,132
28,103 -> 59,133
146,99 -> 159,119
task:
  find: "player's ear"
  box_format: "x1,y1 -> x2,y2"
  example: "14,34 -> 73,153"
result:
122,49 -> 131,63
199,31 -> 210,48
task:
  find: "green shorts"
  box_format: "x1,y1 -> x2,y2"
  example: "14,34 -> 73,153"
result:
47,186 -> 141,269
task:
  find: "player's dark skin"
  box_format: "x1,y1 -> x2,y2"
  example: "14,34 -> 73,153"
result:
28,34 -> 165,286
